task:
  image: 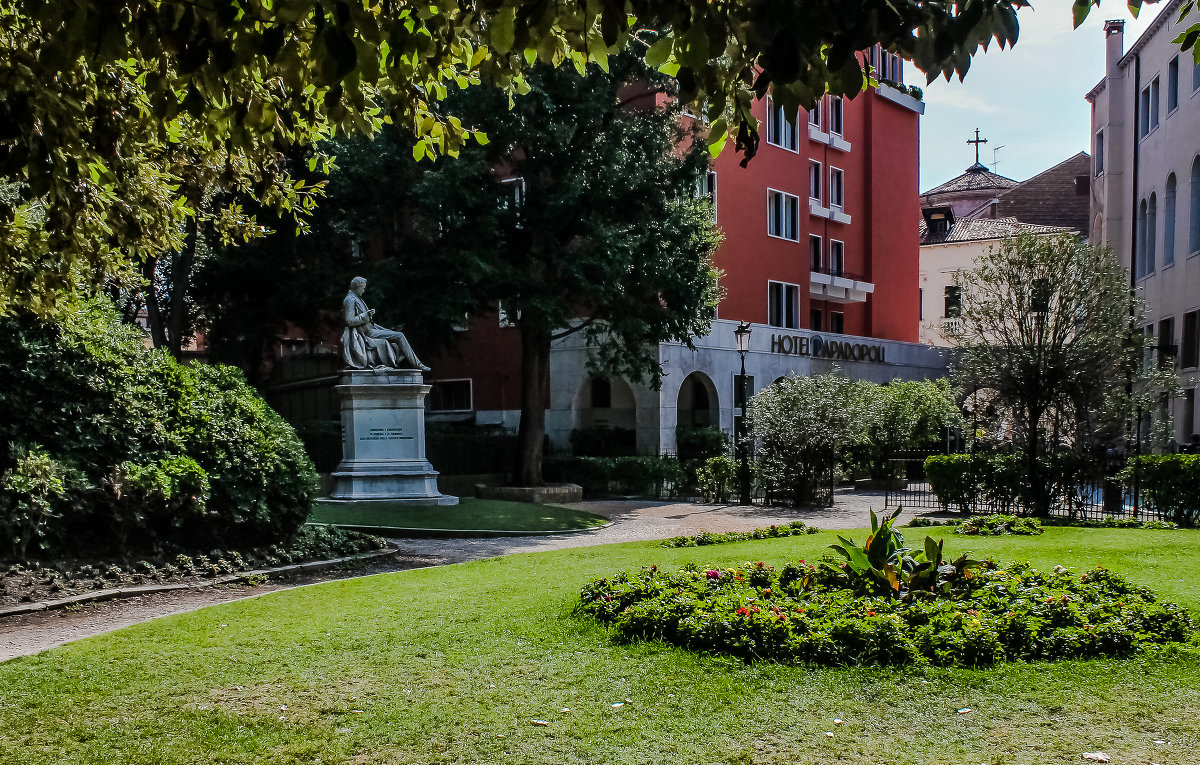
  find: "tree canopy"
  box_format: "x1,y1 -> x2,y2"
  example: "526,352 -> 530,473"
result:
2,1 -> 1191,316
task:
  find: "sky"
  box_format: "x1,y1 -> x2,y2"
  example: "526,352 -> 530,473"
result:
918,0 -> 1167,192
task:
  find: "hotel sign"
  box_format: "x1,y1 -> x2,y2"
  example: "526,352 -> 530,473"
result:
770,333 -> 887,363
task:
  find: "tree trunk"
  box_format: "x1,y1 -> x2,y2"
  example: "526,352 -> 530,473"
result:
513,324 -> 551,486
141,256 -> 170,350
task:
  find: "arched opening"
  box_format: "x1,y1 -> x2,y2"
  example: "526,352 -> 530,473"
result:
1148,192 -> 1158,272
572,376 -> 638,456
575,376 -> 636,431
677,371 -> 719,428
1165,174 -> 1177,265
1190,156 -> 1200,254
1138,198 -> 1149,277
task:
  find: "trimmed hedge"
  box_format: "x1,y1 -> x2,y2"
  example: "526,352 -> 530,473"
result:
1127,455 -> 1200,526
543,456 -> 685,498
0,303 -> 318,559
924,452 -> 1100,515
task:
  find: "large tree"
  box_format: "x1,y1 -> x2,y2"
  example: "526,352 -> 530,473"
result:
318,54 -> 721,485
19,0 -> 1185,315
949,233 -> 1155,515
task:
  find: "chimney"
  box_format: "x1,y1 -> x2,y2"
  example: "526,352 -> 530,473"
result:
1104,20 -> 1125,76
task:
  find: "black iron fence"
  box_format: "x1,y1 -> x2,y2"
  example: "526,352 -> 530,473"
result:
884,454 -> 1173,523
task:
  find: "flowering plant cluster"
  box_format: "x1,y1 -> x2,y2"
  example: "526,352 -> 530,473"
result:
954,515 -> 1044,537
577,559 -> 1193,668
660,521 -> 820,548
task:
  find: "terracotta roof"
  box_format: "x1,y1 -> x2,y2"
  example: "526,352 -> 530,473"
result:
920,163 -> 1018,197
978,152 -> 1093,233
919,216 -> 1074,246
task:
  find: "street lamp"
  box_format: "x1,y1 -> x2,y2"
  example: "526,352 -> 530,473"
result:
734,321 -> 752,506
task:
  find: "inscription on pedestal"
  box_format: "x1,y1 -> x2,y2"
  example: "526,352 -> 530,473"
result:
360,427 -> 413,442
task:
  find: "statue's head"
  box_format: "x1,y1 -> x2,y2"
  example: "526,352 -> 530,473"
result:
350,276 -> 367,295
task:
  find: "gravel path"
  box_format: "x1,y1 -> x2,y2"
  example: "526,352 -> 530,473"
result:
1,492 -> 946,662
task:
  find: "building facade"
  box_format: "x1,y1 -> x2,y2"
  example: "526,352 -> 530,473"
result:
1087,2 -> 1200,441
426,51 -> 947,454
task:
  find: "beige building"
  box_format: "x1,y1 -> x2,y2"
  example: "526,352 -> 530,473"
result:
1087,2 -> 1200,440
918,214 -> 1072,346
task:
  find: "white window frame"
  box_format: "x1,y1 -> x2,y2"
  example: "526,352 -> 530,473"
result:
765,96 -> 800,152
809,161 -> 823,202
500,176 -> 525,228
766,188 -> 800,241
829,167 -> 845,210
828,96 -> 844,137
428,378 -> 474,412
695,170 -> 717,223
767,280 -> 800,329
809,98 -> 822,130
498,301 -> 520,327
829,239 -> 845,276
809,234 -> 822,271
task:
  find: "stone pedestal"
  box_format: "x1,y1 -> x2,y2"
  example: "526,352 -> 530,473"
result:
321,369 -> 457,506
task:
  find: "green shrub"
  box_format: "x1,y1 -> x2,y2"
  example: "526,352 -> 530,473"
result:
1126,455 -> 1200,527
925,453 -> 1103,516
955,514 -> 1044,536
569,427 -> 637,457
542,455 -> 685,498
0,449 -> 66,559
696,455 -> 737,503
660,521 -> 820,548
578,560 -> 1193,668
674,426 -> 728,462
425,428 -> 519,475
0,302 -> 318,559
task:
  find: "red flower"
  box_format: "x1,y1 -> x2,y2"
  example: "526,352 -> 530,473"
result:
706,570 -> 720,579
866,610 -> 876,617
736,607 -> 750,616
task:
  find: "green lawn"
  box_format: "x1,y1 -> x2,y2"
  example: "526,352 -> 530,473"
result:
2,527 -> 1199,764
307,496 -> 609,533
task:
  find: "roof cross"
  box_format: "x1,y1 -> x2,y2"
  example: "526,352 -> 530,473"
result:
967,128 -> 988,165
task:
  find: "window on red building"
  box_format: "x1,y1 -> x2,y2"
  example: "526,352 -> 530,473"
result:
429,379 -> 473,412
829,96 -> 844,136
829,240 -> 845,275
768,281 -> 800,328
809,235 -> 822,270
829,167 -> 845,209
810,308 -> 823,331
767,189 -> 800,241
809,161 -> 822,202
766,97 -> 799,151
830,312 -> 845,334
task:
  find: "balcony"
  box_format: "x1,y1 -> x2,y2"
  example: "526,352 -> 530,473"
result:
809,265 -> 874,304
810,199 -> 852,224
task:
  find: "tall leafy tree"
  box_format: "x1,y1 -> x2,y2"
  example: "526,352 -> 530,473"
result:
341,55 -> 721,485
16,0 -> 1159,315
948,233 -> 1163,515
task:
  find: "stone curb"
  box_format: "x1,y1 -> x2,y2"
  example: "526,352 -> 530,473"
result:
335,520 -> 615,538
0,546 -> 399,619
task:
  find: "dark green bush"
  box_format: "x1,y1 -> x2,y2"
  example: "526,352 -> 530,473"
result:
954,514 -> 1043,536
1126,455 -> 1200,527
925,453 -> 1103,516
674,426 -> 728,462
660,521 -> 820,548
578,560 -> 1193,667
543,455 -> 684,498
0,302 -> 318,559
426,427 -> 519,475
569,427 -> 637,457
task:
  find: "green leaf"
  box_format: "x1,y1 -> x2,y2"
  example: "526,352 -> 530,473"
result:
490,8 -> 516,54
644,35 -> 673,68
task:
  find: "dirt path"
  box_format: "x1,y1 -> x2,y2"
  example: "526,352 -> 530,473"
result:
1,493 -> 941,662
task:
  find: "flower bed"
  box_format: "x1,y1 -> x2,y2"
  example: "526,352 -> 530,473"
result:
578,559 -> 1193,667
954,514 -> 1044,536
0,525 -> 386,607
660,521 -> 820,548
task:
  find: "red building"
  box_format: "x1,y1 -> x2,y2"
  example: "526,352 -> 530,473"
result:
424,50 -> 946,454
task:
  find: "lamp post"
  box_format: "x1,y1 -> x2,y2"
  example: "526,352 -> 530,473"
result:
734,321 -> 752,506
